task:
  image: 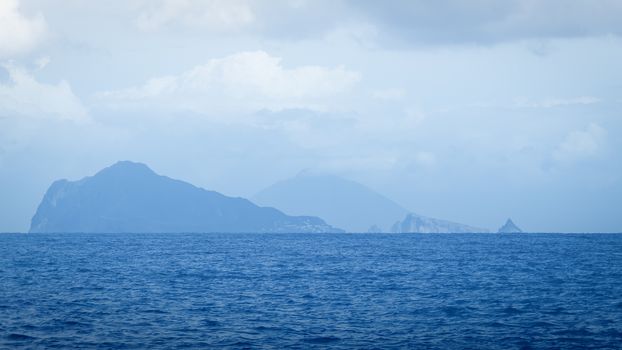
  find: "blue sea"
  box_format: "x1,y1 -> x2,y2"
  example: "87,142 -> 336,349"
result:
1,233 -> 622,349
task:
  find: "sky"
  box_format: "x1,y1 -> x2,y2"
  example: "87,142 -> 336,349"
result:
1,0 -> 621,233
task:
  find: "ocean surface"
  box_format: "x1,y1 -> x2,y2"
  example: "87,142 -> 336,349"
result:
1,233 -> 622,349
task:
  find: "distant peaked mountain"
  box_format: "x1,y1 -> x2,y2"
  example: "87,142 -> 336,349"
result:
391,213 -> 488,233
253,172 -> 486,233
30,161 -> 341,233
253,172 -> 409,233
497,218 -> 523,233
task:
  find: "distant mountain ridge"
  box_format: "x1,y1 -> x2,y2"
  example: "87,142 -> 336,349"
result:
254,172 -> 487,233
253,173 -> 409,233
30,161 -> 341,233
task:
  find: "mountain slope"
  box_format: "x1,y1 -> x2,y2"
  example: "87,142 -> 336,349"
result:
30,161 -> 341,233
253,173 -> 410,233
254,173 -> 486,233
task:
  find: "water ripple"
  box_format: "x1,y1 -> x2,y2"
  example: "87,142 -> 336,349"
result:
1,233 -> 622,349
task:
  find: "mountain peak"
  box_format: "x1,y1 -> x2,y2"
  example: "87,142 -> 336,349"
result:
498,218 -> 523,233
30,162 -> 341,233
95,161 -> 156,177
109,160 -> 152,171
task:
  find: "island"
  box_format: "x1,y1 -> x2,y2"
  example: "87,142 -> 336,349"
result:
254,171 -> 486,233
391,213 -> 488,233
29,161 -> 343,234
497,218 -> 523,233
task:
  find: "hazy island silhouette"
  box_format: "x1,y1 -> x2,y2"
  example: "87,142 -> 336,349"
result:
30,161 -> 517,234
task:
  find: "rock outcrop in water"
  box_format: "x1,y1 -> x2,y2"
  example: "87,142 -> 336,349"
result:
497,218 -> 523,233
391,213 -> 488,233
29,161 -> 342,233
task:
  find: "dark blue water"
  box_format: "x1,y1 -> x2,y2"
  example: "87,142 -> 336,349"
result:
1,233 -> 622,349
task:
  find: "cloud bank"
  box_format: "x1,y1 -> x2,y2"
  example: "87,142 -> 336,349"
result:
0,0 -> 46,57
352,0 -> 622,45
99,51 -> 360,113
135,0 -> 255,32
0,63 -> 87,121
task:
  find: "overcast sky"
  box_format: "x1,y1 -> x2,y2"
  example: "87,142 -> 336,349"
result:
1,0 -> 621,232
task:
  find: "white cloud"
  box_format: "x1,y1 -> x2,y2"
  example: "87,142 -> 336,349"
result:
515,96 -> 601,108
553,123 -> 607,163
0,0 -> 46,57
98,50 -> 360,114
323,21 -> 380,48
35,56 -> 50,70
413,151 -> 436,168
135,0 -> 254,32
0,63 -> 88,121
371,88 -> 405,101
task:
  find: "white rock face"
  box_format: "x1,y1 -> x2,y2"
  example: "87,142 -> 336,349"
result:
391,213 -> 488,233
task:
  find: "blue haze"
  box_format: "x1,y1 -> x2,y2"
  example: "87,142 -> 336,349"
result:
253,172 -> 409,232
1,1 -> 622,233
2,2 -> 622,349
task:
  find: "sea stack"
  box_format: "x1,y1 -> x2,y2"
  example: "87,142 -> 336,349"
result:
497,218 -> 523,233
